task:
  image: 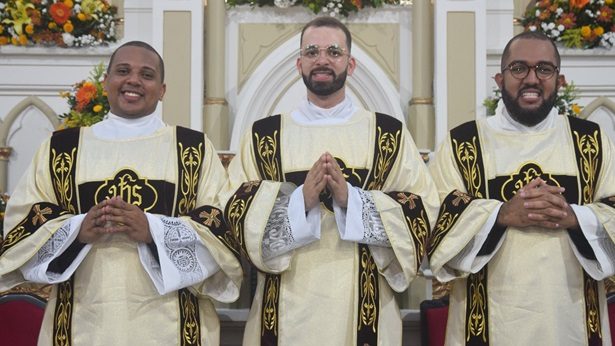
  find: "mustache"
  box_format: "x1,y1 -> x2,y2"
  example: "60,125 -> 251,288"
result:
310,68 -> 335,76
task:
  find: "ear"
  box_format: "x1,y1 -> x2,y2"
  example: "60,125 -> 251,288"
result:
296,56 -> 302,74
346,56 -> 357,76
494,73 -> 504,89
556,74 -> 566,91
159,83 -> 167,101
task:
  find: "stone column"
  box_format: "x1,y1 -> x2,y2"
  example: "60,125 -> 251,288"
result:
204,1 -> 230,150
0,147 -> 11,193
407,0 -> 435,151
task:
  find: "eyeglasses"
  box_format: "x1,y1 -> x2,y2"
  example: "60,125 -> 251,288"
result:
300,44 -> 347,61
502,62 -> 559,80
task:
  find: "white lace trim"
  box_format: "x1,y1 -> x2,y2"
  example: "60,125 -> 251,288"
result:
262,194 -> 295,260
358,190 -> 390,247
161,216 -> 203,286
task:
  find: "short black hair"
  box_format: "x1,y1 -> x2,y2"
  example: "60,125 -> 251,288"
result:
300,16 -> 352,53
501,31 -> 561,70
107,41 -> 165,82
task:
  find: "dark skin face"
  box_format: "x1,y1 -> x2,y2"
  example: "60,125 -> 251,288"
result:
104,45 -> 166,118
495,38 -> 565,126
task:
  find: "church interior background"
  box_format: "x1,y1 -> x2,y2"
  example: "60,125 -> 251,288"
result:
1,0 -> 614,344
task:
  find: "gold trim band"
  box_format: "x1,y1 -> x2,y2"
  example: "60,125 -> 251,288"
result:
409,97 -> 433,106
205,97 -> 228,106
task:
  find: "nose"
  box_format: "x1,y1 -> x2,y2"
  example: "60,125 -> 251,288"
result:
523,66 -> 540,83
126,71 -> 142,84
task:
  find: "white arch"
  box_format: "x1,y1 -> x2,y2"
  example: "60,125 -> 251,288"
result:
229,32 -> 405,151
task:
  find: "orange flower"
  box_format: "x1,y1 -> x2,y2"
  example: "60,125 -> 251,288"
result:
569,0 -> 589,8
64,0 -> 74,7
0,37 -> 9,45
50,2 -> 71,25
606,0 -> 613,5
580,25 -> 592,38
48,22 -> 57,29
0,25 -> 4,34
63,21 -> 74,33
593,26 -> 604,37
572,104 -> 581,115
93,104 -> 103,113
11,37 -> 18,45
25,24 -> 34,35
598,6 -> 613,23
75,82 -> 97,111
351,0 -> 362,8
557,13 -> 576,29
77,13 -> 87,21
18,34 -> 28,45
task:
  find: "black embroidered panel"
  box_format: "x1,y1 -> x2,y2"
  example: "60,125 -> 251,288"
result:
487,163 -> 579,203
449,121 -> 487,199
53,277 -> 74,346
179,287 -> 202,346
387,191 -> 431,272
600,196 -> 615,209
78,169 -> 175,214
49,127 -> 80,215
0,202 -> 67,255
252,115 -> 283,183
428,190 -> 476,259
174,126 -> 206,217
465,268 -> 489,345
49,127 -> 81,346
190,205 -> 240,260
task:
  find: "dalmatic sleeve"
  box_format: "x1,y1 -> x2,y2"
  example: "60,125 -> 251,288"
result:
365,127 -> 441,292
176,136 -> 243,303
222,131 -> 311,274
427,134 -> 502,282
580,132 -> 615,279
0,137 -> 76,291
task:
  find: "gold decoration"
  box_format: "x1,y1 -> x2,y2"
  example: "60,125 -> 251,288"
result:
466,272 -> 487,342
51,148 -> 77,214
366,127 -> 400,191
262,275 -> 280,334
574,130 -> 600,204
255,132 -> 281,182
180,290 -> 200,345
358,247 -> 378,332
54,282 -> 73,346
453,137 -> 483,198
178,143 -> 203,215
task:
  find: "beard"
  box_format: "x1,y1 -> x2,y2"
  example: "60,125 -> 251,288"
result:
500,83 -> 557,127
302,68 -> 347,96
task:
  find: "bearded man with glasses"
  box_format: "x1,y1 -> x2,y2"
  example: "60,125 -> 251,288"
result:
428,31 -> 615,345
222,16 -> 439,346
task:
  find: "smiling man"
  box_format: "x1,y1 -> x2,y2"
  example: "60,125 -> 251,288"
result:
428,32 -> 615,345
222,16 -> 439,346
0,41 -> 242,345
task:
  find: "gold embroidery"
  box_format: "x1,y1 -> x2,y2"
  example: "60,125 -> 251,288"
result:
94,170 -> 158,211
32,204 -> 52,226
226,194 -> 251,256
366,127 -> 400,191
199,208 -> 221,227
574,130 -> 600,204
51,148 -> 77,214
262,275 -> 280,334
499,163 -> 560,201
255,132 -> 281,182
453,137 -> 483,198
178,143 -> 203,216
2,225 -> 28,251
430,206 -> 459,254
180,290 -> 200,345
585,276 -> 602,338
358,247 -> 378,332
242,181 -> 260,193
54,282 -> 72,346
409,210 -> 429,266
467,272 -> 488,342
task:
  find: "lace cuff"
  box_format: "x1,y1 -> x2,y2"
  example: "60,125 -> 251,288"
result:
262,194 -> 296,260
358,189 -> 391,247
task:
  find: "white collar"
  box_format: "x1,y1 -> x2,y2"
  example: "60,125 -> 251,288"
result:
487,99 -> 558,133
291,96 -> 357,125
91,112 -> 167,140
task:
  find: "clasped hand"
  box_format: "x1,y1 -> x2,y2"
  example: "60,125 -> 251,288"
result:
496,177 -> 579,230
79,196 -> 152,243
303,152 -> 348,210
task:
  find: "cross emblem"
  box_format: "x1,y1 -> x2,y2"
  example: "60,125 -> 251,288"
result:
242,181 -> 260,193
452,190 -> 472,206
31,204 -> 52,226
396,192 -> 418,209
200,208 -> 221,227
